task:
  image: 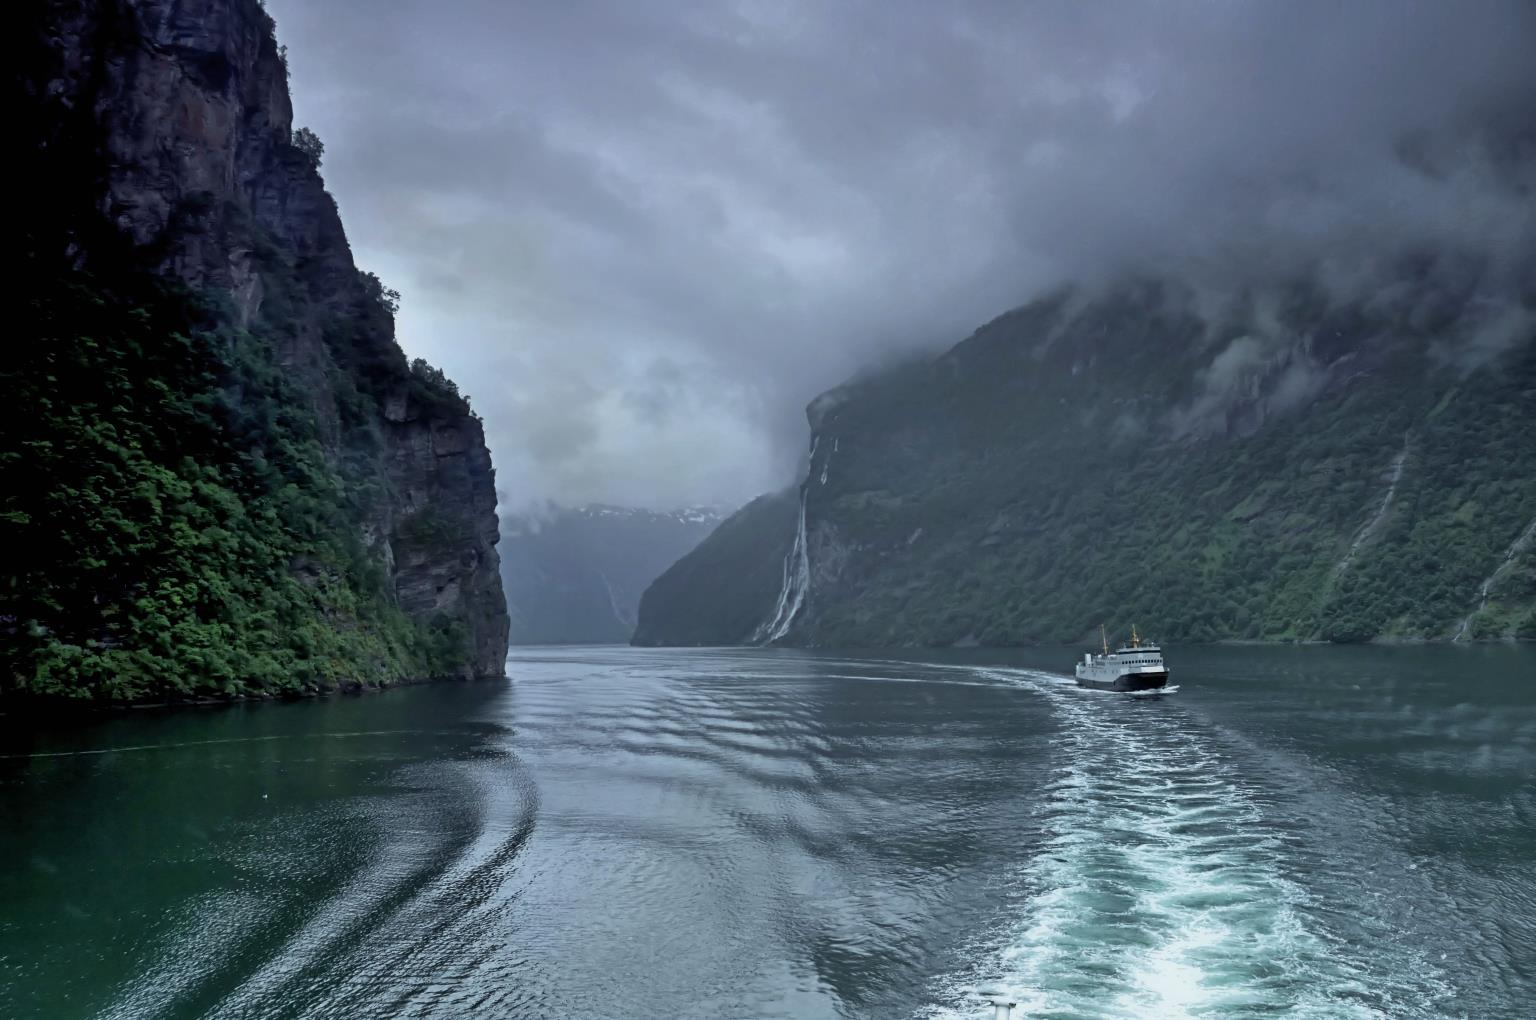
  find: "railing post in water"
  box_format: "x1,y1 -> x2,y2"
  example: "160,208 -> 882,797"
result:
979,990 -> 1017,1019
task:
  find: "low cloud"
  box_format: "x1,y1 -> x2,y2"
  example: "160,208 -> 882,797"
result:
267,0 -> 1536,510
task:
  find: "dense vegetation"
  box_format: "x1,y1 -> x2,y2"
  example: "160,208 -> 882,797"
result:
1,248 -> 472,701
639,284 -> 1536,647
4,0 -> 503,702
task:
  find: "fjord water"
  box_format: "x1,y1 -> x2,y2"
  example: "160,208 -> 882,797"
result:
2,647 -> 1532,1019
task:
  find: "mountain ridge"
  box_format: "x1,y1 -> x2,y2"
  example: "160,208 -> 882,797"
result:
503,503 -> 722,645
635,272 -> 1536,648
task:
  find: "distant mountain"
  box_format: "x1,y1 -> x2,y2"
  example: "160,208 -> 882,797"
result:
635,272 -> 1536,648
503,505 -> 722,644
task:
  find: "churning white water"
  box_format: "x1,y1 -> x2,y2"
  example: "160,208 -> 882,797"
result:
918,668 -> 1452,1020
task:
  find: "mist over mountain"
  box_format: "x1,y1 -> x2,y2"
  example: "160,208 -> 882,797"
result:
502,505 -> 721,644
634,25 -> 1536,648
636,272 -> 1536,647
12,0 -> 1535,701
10,4 -> 1536,1017
263,0 -> 1536,512
619,2 -> 1536,650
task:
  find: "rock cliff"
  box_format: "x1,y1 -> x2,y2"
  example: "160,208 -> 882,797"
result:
8,0 -> 508,697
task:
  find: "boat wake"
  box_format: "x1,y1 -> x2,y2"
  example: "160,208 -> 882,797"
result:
918,668 -> 1447,1019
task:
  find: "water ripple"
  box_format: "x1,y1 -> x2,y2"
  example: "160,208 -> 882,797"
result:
920,668 -> 1452,1020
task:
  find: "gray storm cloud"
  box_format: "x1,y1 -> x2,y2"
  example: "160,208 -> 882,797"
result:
265,0 -> 1535,512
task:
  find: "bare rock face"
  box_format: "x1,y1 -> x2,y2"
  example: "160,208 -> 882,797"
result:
385,395 -> 510,677
33,0 -> 509,677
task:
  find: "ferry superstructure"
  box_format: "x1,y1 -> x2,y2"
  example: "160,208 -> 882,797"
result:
1074,625 -> 1170,692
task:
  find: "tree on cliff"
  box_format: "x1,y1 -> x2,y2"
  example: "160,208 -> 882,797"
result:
292,126 -> 324,168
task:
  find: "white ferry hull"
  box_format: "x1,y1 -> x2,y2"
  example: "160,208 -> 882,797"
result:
1074,670 -> 1169,692
1075,630 -> 1171,692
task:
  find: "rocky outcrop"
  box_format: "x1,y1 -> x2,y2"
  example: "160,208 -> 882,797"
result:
386,405 -> 508,674
26,0 -> 509,678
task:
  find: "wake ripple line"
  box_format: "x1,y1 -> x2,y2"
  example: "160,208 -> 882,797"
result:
919,668 -> 1442,1020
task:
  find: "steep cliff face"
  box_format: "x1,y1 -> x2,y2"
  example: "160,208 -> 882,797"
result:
7,0 -> 508,697
384,398 -> 509,676
637,275 -> 1536,647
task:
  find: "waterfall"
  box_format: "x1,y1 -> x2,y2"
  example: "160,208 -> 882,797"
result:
1329,443 -> 1408,582
1453,516 -> 1536,641
597,570 -> 633,629
753,437 -> 818,644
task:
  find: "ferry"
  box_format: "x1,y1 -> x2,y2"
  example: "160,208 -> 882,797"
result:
1075,624 -> 1170,692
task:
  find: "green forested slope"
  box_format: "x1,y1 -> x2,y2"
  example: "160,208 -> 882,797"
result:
2,247 -> 474,700
636,284 -> 1536,647
4,0 -> 504,702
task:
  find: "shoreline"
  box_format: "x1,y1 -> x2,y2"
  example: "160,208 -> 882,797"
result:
0,672 -> 510,720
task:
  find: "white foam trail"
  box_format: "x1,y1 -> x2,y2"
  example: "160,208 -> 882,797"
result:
919,668 -> 1445,1019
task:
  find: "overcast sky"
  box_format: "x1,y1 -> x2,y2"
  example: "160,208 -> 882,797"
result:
265,0 -> 1534,514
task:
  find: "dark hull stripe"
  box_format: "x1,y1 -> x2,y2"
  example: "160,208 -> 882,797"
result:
1075,672 -> 1170,692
